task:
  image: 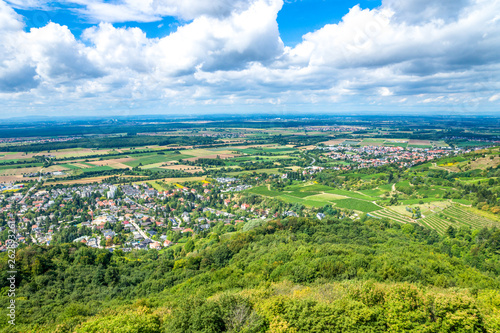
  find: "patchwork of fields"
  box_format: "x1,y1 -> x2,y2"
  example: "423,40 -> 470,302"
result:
369,209 -> 414,224
247,177 -> 499,234
1,136 -> 498,237
370,205 -> 497,235
420,206 -> 497,234
0,143 -> 306,184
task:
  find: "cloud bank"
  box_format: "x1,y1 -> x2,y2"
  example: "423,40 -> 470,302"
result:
0,0 -> 499,116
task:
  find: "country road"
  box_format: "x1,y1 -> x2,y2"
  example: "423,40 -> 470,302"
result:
21,183 -> 38,202
20,165 -> 44,203
126,199 -> 152,241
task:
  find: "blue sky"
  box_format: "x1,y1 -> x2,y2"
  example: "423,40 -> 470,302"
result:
16,7 -> 180,39
0,0 -> 499,118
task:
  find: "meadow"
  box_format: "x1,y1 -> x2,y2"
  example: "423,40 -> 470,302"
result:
248,183 -> 383,212
1,131 -> 499,237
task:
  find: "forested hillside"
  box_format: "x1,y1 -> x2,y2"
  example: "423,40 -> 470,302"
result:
2,216 -> 500,332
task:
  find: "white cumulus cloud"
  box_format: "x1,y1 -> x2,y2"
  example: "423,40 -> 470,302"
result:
1,0 -> 500,116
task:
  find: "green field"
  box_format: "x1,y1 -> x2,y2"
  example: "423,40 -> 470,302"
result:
369,209 -> 413,224
331,199 -> 382,212
227,168 -> 289,175
454,141 -> 492,147
358,188 -> 388,197
123,153 -> 193,168
0,162 -> 43,170
408,144 -> 433,148
248,182 -> 383,212
342,140 -> 362,146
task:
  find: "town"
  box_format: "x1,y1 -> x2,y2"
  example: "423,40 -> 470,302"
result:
322,145 -> 459,169
0,116 -> 499,333
1,0 -> 500,329
0,180 -> 253,252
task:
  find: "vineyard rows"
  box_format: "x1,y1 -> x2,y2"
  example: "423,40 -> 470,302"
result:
369,209 -> 413,224
370,205 -> 498,235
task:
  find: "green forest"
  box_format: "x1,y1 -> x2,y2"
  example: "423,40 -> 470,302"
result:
1,216 -> 500,332
1,135 -> 216,153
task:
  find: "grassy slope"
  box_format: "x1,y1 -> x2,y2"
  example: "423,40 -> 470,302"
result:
2,217 -> 500,332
